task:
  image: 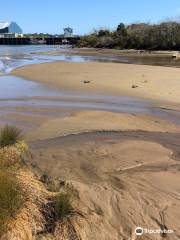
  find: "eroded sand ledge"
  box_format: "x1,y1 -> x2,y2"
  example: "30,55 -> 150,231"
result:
12,61 -> 180,103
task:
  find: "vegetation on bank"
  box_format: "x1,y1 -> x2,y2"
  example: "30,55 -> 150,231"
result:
0,126 -> 25,237
0,125 -> 22,148
0,171 -> 23,237
77,21 -> 180,50
0,125 -> 80,240
55,191 -> 73,220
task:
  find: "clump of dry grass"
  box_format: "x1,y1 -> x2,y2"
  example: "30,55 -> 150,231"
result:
0,132 -> 27,238
0,169 -> 86,240
1,169 -> 51,240
0,141 -> 29,174
0,131 -> 51,240
0,130 -> 43,240
0,125 -> 22,148
54,213 -> 85,240
36,235 -> 55,240
0,146 -> 21,169
0,170 -> 23,238
0,128 -> 85,240
54,192 -> 73,220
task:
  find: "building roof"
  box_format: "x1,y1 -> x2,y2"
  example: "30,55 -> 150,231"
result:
0,21 -> 22,34
0,21 -> 11,30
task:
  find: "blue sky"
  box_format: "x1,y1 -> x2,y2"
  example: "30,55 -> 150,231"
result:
1,0 -> 180,34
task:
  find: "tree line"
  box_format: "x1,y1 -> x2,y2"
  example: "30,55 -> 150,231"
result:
77,21 -> 180,50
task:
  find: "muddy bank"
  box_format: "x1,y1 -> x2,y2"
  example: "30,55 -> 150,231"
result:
37,48 -> 180,68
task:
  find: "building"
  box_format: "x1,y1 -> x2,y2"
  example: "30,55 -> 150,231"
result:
0,21 -> 23,38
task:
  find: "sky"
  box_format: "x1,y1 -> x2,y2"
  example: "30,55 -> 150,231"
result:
1,0 -> 180,35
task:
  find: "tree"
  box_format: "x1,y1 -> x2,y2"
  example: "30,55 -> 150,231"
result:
116,23 -> 127,35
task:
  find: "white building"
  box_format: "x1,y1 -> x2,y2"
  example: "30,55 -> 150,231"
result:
0,21 -> 23,38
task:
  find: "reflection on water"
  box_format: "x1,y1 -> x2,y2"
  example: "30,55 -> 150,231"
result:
0,76 -> 61,99
0,45 -> 122,75
0,45 -> 81,74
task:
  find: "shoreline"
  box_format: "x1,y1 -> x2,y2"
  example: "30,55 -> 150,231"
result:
35,47 -> 180,68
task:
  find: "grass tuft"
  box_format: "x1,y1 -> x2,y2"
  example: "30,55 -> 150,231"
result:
55,191 -> 73,220
0,170 -> 23,237
0,125 -> 22,148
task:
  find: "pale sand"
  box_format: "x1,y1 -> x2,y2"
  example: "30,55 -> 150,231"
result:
12,61 -> 180,103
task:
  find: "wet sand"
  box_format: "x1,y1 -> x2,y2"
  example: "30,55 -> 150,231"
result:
37,48 -> 175,59
25,110 -> 180,141
29,131 -> 180,239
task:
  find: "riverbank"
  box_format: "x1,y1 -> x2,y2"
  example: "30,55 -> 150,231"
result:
12,61 -> 180,104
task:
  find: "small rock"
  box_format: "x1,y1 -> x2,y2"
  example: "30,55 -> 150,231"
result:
83,80 -> 91,84
131,84 -> 138,89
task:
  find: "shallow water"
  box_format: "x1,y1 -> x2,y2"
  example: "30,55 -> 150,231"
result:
0,45 -> 123,75
0,76 -> 61,99
1,45 -> 180,75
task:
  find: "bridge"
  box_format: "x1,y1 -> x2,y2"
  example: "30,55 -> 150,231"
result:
0,36 -> 80,45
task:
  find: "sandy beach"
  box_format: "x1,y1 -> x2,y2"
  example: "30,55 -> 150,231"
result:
13,61 -> 180,103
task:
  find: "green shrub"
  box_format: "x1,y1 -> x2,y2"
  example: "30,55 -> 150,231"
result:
54,192 -> 73,219
0,125 -> 22,148
0,170 -> 23,237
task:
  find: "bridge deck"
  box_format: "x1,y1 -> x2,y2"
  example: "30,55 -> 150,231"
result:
0,37 -> 80,45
